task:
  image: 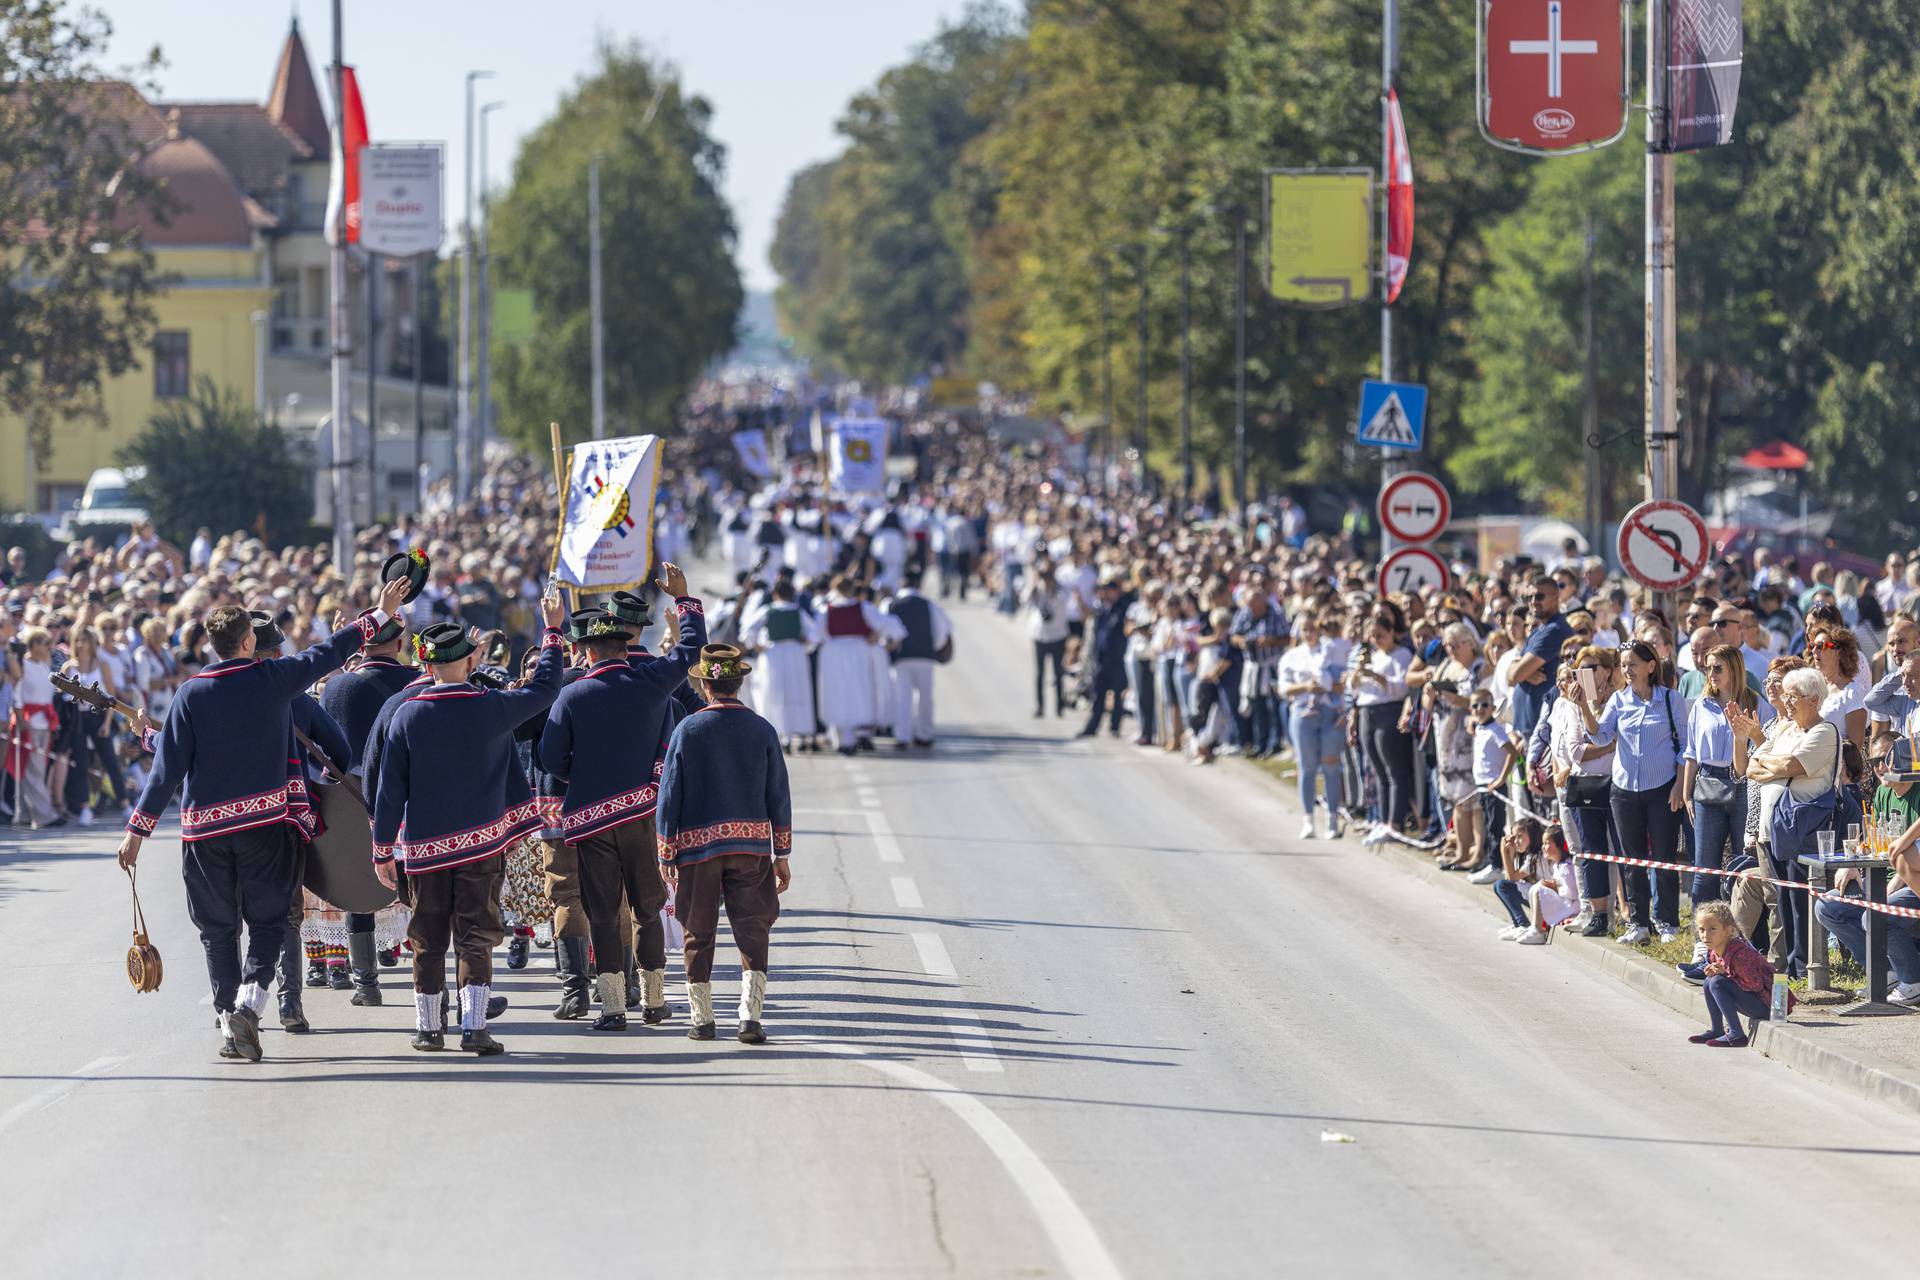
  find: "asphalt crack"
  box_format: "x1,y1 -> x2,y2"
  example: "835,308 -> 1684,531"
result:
914,1157 -> 957,1276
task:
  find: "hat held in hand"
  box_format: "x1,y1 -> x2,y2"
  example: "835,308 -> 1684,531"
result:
381,548 -> 430,604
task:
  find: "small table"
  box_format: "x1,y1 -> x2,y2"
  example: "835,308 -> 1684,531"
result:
1798,854 -> 1915,1017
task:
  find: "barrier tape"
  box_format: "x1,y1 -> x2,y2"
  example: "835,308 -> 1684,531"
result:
1480,785 -> 1920,922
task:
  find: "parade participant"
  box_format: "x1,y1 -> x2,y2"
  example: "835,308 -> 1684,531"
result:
116,577 -> 409,1062
540,564 -> 705,1031
743,578 -> 824,752
816,575 -> 890,755
884,572 -> 952,749
1079,577 -> 1134,739
244,609 -> 356,1033
656,644 -> 793,1043
317,605 -> 417,1005
372,599 -> 566,1055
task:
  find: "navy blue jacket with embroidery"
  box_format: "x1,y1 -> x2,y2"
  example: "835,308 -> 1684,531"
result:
538,596 -> 706,840
319,655 -> 419,767
655,699 -> 793,868
128,615 -> 381,842
283,693 -> 352,839
371,629 -> 564,872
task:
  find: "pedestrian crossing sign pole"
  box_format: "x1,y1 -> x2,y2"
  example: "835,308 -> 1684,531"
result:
1355,378 -> 1427,452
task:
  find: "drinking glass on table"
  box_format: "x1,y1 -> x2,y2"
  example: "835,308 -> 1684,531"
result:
1818,830 -> 1837,859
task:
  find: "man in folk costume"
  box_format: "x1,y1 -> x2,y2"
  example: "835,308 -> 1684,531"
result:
815,575 -> 894,756
246,610 -> 355,1034
116,577 -> 410,1063
317,602 -> 418,1006
657,644 -> 793,1043
742,578 -> 823,753
609,585 -> 704,721
883,570 -> 953,750
863,582 -> 906,740
372,600 -> 566,1055
540,565 -> 705,1031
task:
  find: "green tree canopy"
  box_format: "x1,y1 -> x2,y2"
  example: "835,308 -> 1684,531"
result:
0,0 -> 171,462
119,377 -> 309,545
488,39 -> 742,449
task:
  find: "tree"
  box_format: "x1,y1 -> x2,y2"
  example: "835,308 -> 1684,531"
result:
488,39 -> 741,449
119,378 -> 309,545
769,5 -> 1017,382
0,1 -> 172,462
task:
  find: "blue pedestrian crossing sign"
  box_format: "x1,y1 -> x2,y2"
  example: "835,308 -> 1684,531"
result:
1356,379 -> 1427,452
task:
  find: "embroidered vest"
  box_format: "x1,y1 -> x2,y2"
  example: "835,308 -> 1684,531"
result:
766,607 -> 803,644
825,603 -> 870,638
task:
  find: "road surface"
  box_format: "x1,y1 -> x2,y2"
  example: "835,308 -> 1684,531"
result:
2,573 -> 1915,1277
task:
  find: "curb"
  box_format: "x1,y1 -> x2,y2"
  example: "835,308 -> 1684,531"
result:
1261,768 -> 1920,1120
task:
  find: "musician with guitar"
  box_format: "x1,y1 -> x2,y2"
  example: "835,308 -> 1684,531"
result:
114,576 -> 410,1063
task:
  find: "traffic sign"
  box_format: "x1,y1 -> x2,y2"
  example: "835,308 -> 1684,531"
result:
1617,499 -> 1710,591
358,145 -> 444,257
1377,472 -> 1451,545
1356,379 -> 1427,452
1480,0 -> 1631,155
1265,169 -> 1373,308
1378,547 -> 1450,598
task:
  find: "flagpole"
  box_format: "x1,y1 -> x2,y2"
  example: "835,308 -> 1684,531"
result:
328,0 -> 353,573
1378,0 -> 1398,561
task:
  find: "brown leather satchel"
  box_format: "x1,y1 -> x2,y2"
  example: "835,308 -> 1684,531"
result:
126,866 -> 162,993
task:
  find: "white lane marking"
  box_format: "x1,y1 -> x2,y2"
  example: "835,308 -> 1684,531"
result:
911,933 -> 1002,1071
891,876 -> 924,909
855,787 -> 882,808
865,809 -> 905,863
0,1055 -> 124,1138
812,1043 -> 1120,1280
912,932 -> 957,977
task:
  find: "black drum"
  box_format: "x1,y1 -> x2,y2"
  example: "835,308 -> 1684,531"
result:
303,779 -> 397,914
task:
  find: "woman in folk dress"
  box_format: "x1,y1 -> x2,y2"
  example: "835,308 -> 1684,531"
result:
743,580 -> 825,752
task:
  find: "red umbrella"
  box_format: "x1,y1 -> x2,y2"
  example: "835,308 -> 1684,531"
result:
1739,441 -> 1809,470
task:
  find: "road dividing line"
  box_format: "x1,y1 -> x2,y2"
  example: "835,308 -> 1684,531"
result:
812,1043 -> 1122,1280
891,876 -> 924,909
945,1015 -> 1005,1073
0,1055 -> 123,1138
912,932 -> 957,977
856,787 -> 882,808
865,809 -> 905,863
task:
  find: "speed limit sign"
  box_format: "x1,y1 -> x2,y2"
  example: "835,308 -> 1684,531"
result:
1377,546 -> 1449,598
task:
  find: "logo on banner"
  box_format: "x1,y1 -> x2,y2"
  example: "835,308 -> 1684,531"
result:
587,475 -> 635,538
1480,0 -> 1631,155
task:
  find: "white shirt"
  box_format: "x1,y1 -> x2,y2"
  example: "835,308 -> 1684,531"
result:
1473,719 -> 1517,786
1276,643 -> 1335,718
1821,676 -> 1865,739
1351,646 -> 1411,707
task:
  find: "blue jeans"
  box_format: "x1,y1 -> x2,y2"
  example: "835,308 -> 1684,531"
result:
1568,795 -> 1616,905
1690,773 -> 1746,902
1248,692 -> 1281,755
1287,707 -> 1345,817
1493,879 -> 1530,928
1703,974 -> 1769,1039
1814,888 -> 1920,985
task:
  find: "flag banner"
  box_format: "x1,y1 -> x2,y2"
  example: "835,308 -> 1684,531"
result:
324,66 -> 368,247
555,434 -> 660,591
829,418 -> 889,494
1384,88 -> 1414,304
731,428 -> 773,478
1662,0 -> 1742,151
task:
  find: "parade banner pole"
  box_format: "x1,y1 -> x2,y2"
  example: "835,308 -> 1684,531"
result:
548,420 -> 574,611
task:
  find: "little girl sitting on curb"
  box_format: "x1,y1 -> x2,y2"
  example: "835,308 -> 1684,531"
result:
1691,900 -> 1776,1048
1494,821 -> 1580,945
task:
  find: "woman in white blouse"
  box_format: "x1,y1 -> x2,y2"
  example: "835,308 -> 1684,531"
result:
1346,604 -> 1415,845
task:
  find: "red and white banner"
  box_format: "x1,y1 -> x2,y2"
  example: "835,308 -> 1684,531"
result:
1384,88 -> 1414,304
1481,0 -> 1630,155
324,65 -> 369,246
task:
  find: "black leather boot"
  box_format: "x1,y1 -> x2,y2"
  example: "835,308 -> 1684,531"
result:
506,935 -> 530,970
348,931 -> 382,1006
278,990 -> 309,1033
553,937 -> 590,1020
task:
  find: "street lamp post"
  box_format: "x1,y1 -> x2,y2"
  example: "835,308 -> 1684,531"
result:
1133,246 -> 1149,485
1100,256 -> 1114,494
477,100 -> 505,464
328,0 -> 352,572
457,68 -> 494,503
1177,229 -> 1192,515
1230,207 -> 1249,547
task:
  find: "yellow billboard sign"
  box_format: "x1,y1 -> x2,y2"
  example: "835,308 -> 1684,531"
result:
1266,169 -> 1373,308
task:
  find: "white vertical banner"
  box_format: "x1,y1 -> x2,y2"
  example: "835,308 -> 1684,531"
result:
829,417 -> 889,495
731,428 -> 773,478
555,433 -> 660,591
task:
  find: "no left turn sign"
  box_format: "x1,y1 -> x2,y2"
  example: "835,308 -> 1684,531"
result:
1617,499 -> 1709,591
1377,471 -> 1450,545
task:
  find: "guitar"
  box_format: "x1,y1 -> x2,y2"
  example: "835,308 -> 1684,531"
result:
51,671 -> 366,809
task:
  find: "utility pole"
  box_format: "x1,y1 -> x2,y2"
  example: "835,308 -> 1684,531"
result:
1100,257 -> 1114,495
1583,213 -> 1602,559
1232,207 -> 1249,548
366,250 -> 379,512
327,0 -> 352,572
589,157 -> 606,440
477,99 -> 504,464
1378,0 -> 1399,559
1645,2 -> 1679,522
1177,227 -> 1192,516
1134,246 -> 1149,486
412,252 -> 425,512
457,68 -> 493,503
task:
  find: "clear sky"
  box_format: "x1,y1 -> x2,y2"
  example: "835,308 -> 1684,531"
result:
100,1 -> 976,291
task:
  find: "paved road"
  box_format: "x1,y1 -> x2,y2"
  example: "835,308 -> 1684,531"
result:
3,572 -> 1918,1277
